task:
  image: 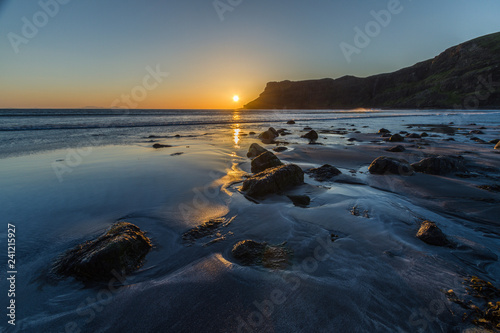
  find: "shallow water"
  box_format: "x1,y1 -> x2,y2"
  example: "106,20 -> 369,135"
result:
0,109 -> 499,332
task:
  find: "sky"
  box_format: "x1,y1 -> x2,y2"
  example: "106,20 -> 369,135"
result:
0,0 -> 499,109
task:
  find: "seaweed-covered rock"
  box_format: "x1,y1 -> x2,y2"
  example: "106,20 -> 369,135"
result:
389,133 -> 404,142
416,220 -> 450,246
52,222 -> 152,282
258,127 -> 279,144
386,145 -> 406,152
368,157 -> 413,175
411,155 -> 465,175
231,240 -> 291,269
247,143 -> 268,158
251,151 -> 283,173
287,195 -> 310,207
301,130 -> 319,141
242,164 -> 304,197
306,164 -> 342,181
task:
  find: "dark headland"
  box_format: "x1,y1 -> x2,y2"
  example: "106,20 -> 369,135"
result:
245,32 -> 500,110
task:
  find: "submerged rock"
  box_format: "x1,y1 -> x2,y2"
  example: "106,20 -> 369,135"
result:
182,217 -> 234,245
368,156 -> 413,175
251,151 -> 283,173
389,133 -> 404,142
242,164 -> 304,197
231,240 -> 291,269
52,222 -> 152,282
406,133 -> 421,139
378,128 -> 391,134
306,164 -> 342,181
411,155 -> 465,175
301,130 -> 319,142
287,120 -> 296,124
387,145 -> 405,152
152,143 -> 172,149
416,220 -> 450,246
258,127 -> 279,144
273,146 -> 288,152
247,143 -> 268,158
287,195 -> 310,207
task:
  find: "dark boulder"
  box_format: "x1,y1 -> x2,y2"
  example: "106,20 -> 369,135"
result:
387,145 -> 406,152
182,218 -> 226,244
287,120 -> 296,124
258,127 -> 279,144
416,220 -> 450,246
488,139 -> 499,144
52,222 -> 152,282
406,133 -> 421,139
287,195 -> 310,207
469,130 -> 484,135
251,151 -> 283,173
389,133 -> 405,142
368,156 -> 413,175
231,240 -> 291,269
421,132 -> 429,137
242,164 -> 304,197
306,164 -> 342,181
495,142 -> 500,150
247,143 -> 268,158
301,130 -> 319,141
378,128 -> 391,134
411,155 -> 465,175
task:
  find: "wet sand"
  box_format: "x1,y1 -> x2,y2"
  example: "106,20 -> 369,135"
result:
2,118 -> 500,332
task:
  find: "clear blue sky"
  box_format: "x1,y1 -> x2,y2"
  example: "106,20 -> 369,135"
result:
0,0 -> 499,108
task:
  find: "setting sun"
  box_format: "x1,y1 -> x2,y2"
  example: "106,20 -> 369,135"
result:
233,95 -> 239,102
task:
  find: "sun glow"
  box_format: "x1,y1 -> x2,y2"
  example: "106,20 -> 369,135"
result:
233,95 -> 239,102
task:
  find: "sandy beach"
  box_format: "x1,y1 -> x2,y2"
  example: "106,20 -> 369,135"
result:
1,110 -> 499,332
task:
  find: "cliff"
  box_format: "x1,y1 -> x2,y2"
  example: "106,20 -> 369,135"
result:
244,32 -> 500,109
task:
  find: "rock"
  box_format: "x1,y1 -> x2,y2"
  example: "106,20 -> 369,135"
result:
287,195 -> 310,207
231,240 -> 291,269
303,127 -> 312,130
399,131 -> 408,135
52,222 -> 152,282
251,151 -> 283,173
389,133 -> 404,142
416,220 -> 450,246
495,142 -> 500,150
387,145 -> 406,152
411,155 -> 465,175
378,128 -> 391,134
381,133 -> 391,138
241,164 -> 304,197
182,218 -> 233,244
249,132 -> 256,135
488,139 -> 499,144
152,143 -> 172,149
287,120 -> 296,124
301,130 -> 319,141
421,132 -> 429,137
247,143 -> 268,158
430,125 -> 455,135
306,164 -> 342,181
469,130 -> 484,135
258,127 -> 279,144
406,133 -> 421,139
368,156 -> 413,175
273,147 -> 288,152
